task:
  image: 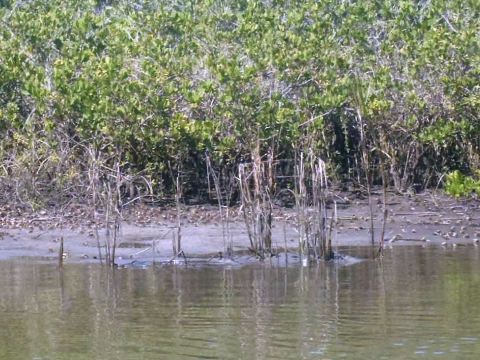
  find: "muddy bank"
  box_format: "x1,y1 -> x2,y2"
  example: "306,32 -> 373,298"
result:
0,191 -> 479,262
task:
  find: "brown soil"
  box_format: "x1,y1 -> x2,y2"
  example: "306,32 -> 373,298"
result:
0,190 -> 479,262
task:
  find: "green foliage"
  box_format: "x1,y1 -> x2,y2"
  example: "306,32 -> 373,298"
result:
0,0 -> 479,200
445,171 -> 480,198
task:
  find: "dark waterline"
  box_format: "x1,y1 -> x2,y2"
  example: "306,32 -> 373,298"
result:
1,246 -> 480,359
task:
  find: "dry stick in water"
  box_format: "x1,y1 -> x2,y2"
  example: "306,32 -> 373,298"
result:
167,161 -> 183,258
112,159 -> 122,266
104,182 -> 112,265
105,164 -> 124,267
257,149 -> 274,256
174,172 -> 182,258
206,154 -> 229,257
238,148 -> 274,259
253,151 -> 263,255
313,155 -> 333,260
224,178 -> 234,258
327,205 -> 335,258
294,152 -> 307,258
378,160 -> 388,257
87,146 -> 103,264
265,150 -> 274,252
312,154 -> 323,259
110,166 -> 153,265
58,236 -> 64,268
294,152 -> 334,262
356,107 -> 375,246
296,152 -> 311,259
366,162 -> 375,247
239,164 -> 256,252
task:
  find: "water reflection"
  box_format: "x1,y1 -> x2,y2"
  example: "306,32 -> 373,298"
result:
0,246 -> 480,359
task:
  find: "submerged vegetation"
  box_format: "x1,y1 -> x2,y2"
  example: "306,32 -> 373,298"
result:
0,0 -> 479,260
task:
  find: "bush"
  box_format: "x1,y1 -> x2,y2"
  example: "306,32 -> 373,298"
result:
445,170 -> 480,198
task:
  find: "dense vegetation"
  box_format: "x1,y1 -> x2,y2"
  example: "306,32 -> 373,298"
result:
0,0 -> 479,206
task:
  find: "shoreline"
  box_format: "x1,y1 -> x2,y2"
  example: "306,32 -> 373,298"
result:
1,191 -> 479,263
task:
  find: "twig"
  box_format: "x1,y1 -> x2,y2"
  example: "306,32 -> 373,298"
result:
58,236 -> 64,268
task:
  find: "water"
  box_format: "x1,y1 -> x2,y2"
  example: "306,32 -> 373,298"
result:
1,246 -> 480,359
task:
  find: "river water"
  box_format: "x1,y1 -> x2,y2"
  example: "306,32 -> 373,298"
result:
1,246 -> 479,359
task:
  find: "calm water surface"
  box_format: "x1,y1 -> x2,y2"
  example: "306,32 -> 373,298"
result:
1,246 -> 480,359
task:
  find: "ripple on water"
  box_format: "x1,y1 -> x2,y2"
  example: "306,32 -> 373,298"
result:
1,246 -> 480,360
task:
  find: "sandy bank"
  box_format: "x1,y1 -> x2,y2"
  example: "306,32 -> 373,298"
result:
0,191 -> 479,262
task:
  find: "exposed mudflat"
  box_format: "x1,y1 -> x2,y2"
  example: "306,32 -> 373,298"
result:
0,191 -> 479,264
